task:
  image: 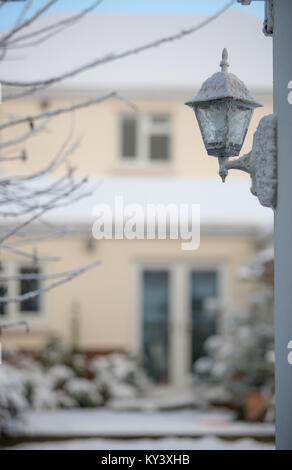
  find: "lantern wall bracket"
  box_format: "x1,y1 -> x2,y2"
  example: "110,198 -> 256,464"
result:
218,114 -> 277,209
237,0 -> 274,37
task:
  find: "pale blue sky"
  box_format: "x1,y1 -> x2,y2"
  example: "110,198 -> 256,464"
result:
0,0 -> 264,30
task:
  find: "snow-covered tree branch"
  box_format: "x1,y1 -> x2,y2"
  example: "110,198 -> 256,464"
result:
0,0 -> 234,329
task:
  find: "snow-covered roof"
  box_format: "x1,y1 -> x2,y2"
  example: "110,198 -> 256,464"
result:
45,176 -> 273,232
1,10 -> 272,93
188,71 -> 262,106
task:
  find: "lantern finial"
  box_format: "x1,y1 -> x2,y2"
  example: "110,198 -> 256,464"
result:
220,48 -> 229,72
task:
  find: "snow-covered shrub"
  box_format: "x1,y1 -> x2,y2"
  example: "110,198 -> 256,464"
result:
41,336 -> 86,376
0,364 -> 27,436
65,377 -> 102,407
193,287 -> 274,420
41,336 -> 70,367
195,357 -> 213,376
90,353 -> 149,402
20,362 -> 87,410
48,365 -> 75,389
40,338 -> 149,404
20,368 -> 74,410
0,337 -> 148,421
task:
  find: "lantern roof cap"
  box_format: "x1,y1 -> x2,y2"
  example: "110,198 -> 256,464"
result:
186,49 -> 262,107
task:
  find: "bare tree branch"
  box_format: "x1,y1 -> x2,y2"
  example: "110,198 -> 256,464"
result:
0,118 -> 50,149
6,0 -> 103,49
1,1 -> 235,99
1,243 -> 60,262
0,176 -> 88,244
0,92 -> 117,130
6,227 -> 74,247
0,258 -> 101,303
0,151 -> 27,162
0,0 -> 58,47
0,262 -> 101,281
0,0 -> 234,333
12,0 -> 33,31
0,320 -> 29,335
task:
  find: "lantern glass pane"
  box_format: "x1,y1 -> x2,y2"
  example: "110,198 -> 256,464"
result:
227,103 -> 253,150
194,99 -> 253,157
195,101 -> 228,156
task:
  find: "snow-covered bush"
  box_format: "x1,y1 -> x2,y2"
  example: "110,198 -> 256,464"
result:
40,337 -> 148,404
193,287 -> 274,420
48,364 -> 75,389
41,336 -> 86,376
65,377 -> 102,407
0,336 -> 148,430
17,358 -> 100,409
0,364 -> 27,437
20,367 -> 75,410
90,353 -> 149,402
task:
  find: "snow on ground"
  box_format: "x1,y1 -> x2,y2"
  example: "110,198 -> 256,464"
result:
12,408 -> 275,439
6,436 -> 274,450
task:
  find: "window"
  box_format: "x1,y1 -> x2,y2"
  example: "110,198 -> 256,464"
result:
120,113 -> 171,163
0,262 -> 43,318
121,116 -> 137,159
19,266 -> 40,314
0,263 -> 8,316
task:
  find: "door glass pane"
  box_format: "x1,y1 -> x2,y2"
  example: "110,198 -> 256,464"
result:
191,271 -> 217,366
142,270 -> 169,384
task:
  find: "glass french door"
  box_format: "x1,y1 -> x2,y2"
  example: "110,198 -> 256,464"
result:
141,266 -> 219,386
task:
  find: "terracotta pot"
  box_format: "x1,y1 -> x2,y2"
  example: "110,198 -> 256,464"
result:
244,390 -> 270,421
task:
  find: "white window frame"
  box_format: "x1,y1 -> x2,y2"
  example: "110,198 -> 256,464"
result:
118,113 -> 172,167
0,260 -> 47,325
131,259 -> 227,389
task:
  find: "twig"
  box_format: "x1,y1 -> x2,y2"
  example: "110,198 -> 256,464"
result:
0,262 -> 100,281
2,1 -> 235,99
0,176 -> 88,243
0,118 -> 50,149
0,258 -> 101,303
0,151 -> 27,162
0,320 -> 29,336
1,244 -> 60,262
6,0 -> 103,48
0,0 -> 58,47
7,228 -> 74,246
0,93 -> 116,130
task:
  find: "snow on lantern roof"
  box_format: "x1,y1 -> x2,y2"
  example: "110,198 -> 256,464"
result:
187,49 -> 262,107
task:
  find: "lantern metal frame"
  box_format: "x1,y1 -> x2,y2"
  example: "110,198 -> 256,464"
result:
185,49 -> 277,209
192,97 -> 256,158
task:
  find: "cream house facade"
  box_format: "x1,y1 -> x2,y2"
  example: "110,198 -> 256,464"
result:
0,10 -> 273,387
